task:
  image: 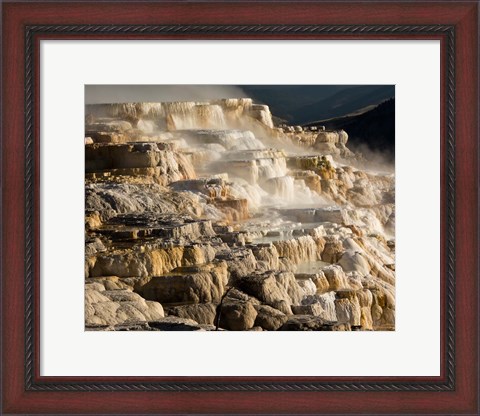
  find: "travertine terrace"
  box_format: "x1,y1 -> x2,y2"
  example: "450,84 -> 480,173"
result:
85,98 -> 395,331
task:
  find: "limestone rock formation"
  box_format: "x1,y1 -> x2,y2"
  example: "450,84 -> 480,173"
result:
137,262 -> 228,304
254,305 -> 288,330
85,283 -> 164,327
217,297 -> 258,331
85,97 -> 395,331
164,303 -> 218,325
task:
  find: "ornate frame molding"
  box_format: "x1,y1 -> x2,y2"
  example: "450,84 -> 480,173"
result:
24,24 -> 456,392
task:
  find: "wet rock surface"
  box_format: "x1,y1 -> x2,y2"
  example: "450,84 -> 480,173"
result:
85,98 -> 395,331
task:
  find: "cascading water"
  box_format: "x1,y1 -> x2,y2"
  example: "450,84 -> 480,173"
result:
257,157 -> 288,181
264,176 -> 295,201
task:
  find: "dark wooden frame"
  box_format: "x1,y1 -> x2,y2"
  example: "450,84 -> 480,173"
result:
2,1 -> 478,414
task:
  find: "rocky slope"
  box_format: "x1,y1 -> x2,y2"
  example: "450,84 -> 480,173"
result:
85,98 -> 395,331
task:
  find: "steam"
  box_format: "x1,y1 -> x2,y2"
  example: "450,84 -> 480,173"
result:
345,143 -> 395,174
85,85 -> 247,104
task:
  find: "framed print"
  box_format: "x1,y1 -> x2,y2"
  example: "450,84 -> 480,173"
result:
1,1 -> 478,415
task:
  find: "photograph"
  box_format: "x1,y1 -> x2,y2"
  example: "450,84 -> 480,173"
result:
84,85 -> 396,331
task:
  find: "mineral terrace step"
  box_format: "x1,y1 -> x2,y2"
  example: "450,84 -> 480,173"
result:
277,207 -> 345,223
98,213 -> 215,241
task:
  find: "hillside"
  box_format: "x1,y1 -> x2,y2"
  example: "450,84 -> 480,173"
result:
306,98 -> 395,158
240,85 -> 394,125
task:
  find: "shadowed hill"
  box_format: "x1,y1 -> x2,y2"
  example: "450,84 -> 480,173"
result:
240,85 -> 394,125
306,98 -> 395,159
